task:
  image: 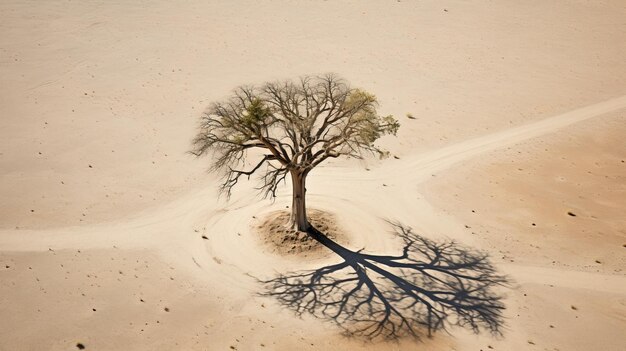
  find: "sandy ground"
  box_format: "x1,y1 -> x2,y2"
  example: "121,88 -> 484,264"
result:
422,111 -> 626,351
1,1 -> 625,350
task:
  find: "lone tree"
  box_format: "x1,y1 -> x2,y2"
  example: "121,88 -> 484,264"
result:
191,74 -> 399,232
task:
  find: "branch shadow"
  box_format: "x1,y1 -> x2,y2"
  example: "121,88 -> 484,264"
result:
261,221 -> 509,340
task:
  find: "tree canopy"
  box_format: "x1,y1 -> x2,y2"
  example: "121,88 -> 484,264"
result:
191,74 -> 399,200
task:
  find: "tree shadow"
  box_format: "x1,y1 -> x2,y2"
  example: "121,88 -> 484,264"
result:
261,221 -> 508,340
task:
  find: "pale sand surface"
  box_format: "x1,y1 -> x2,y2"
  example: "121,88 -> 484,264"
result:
1,1 -> 626,350
422,111 -> 626,351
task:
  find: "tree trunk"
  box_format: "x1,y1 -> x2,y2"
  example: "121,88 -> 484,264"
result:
289,170 -> 309,232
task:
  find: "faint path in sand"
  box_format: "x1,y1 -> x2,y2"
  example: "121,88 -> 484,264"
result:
502,264 -> 626,293
381,94 -> 626,180
2,95 -> 626,251
1,95 -> 625,295
1,95 -> 625,351
312,94 -> 626,289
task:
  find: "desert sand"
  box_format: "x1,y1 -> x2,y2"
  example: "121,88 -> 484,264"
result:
1,1 -> 625,350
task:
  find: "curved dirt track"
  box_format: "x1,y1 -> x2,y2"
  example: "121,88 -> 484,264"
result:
3,96 -> 626,254
1,96 -> 625,351
2,1 -> 626,349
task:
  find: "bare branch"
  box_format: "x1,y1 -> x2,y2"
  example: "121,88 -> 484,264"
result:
190,74 -> 399,198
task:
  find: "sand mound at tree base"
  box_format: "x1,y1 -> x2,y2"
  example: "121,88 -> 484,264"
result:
256,209 -> 345,257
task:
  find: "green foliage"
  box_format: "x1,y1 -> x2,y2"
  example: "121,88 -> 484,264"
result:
381,115 -> 400,135
345,89 -> 377,110
242,98 -> 271,127
191,74 -> 400,198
